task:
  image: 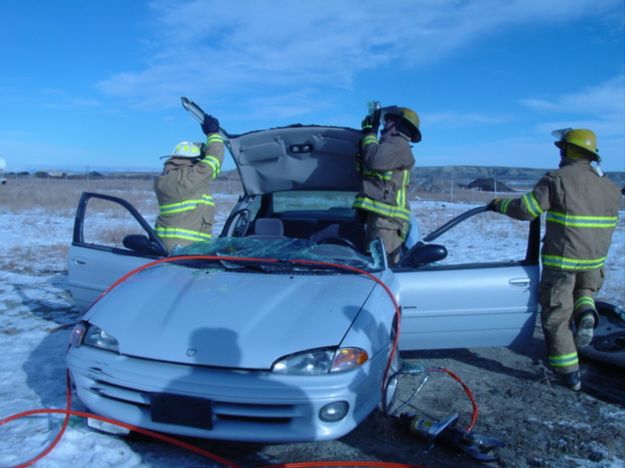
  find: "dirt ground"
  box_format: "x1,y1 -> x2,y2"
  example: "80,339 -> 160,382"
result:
198,321 -> 624,467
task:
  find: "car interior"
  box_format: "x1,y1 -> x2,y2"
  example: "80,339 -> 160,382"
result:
219,192 -> 449,268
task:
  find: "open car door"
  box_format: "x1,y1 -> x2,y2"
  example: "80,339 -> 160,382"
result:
68,192 -> 167,311
395,207 -> 541,350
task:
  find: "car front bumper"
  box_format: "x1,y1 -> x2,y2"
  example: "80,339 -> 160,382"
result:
66,345 -> 388,442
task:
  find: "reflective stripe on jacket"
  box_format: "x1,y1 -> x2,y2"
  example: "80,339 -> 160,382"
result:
493,159 -> 620,271
154,133 -> 225,251
159,194 -> 215,216
353,132 -> 415,227
154,226 -> 213,243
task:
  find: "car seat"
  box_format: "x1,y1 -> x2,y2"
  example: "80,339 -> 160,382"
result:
251,218 -> 285,237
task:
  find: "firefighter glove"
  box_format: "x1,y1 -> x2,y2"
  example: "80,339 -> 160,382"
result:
361,115 -> 375,135
201,115 -> 220,135
486,198 -> 499,211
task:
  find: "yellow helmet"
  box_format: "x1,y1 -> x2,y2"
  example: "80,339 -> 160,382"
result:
384,106 -> 422,142
552,128 -> 599,160
171,141 -> 202,158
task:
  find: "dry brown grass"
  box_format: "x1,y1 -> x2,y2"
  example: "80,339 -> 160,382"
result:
0,245 -> 69,273
412,187 -> 515,204
0,177 -> 243,213
0,178 -> 156,213
1,176 -> 619,218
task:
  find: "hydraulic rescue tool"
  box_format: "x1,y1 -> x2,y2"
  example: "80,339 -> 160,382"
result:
395,412 -> 505,462
181,96 -> 232,140
385,361 -> 505,463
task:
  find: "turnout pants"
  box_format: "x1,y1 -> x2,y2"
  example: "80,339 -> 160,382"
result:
539,268 -> 604,375
365,214 -> 406,266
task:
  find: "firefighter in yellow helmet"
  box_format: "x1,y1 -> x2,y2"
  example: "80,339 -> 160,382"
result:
154,115 -> 225,252
354,106 -> 421,265
488,128 -> 620,391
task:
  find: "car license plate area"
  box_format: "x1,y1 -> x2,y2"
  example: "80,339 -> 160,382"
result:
150,393 -> 213,430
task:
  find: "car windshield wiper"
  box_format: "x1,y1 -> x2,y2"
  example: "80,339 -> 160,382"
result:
215,258 -> 349,274
171,255 -> 370,274
285,259 -> 370,273
216,257 -> 277,272
166,255 -> 272,272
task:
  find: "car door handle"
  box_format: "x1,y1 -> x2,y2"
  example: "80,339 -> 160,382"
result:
509,278 -> 530,287
71,259 -> 86,265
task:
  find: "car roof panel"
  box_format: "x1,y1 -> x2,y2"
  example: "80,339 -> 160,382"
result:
228,125 -> 363,195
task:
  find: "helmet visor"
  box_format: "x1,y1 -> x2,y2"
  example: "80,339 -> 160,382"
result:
551,128 -> 573,141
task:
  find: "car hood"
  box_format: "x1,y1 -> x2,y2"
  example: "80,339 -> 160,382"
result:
228,125 -> 363,195
86,263 -> 377,369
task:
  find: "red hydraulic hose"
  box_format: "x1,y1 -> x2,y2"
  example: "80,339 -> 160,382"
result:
427,368 -> 479,432
1,373 -> 72,468
0,380 -> 240,468
1,255 -> 415,468
264,463 -> 425,468
93,255 -> 402,395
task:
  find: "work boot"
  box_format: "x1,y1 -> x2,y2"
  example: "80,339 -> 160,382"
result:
560,370 -> 581,392
575,313 -> 595,348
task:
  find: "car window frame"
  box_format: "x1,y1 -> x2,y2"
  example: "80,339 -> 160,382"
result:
394,207 -> 540,272
72,191 -> 167,258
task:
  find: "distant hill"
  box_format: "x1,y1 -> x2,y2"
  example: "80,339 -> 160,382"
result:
7,165 -> 624,192
411,165 -> 625,192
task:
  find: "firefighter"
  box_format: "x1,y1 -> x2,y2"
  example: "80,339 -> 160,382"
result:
488,128 -> 620,391
354,106 -> 421,265
154,115 -> 224,252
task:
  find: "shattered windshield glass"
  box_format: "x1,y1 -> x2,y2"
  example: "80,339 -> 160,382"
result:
173,237 -> 383,272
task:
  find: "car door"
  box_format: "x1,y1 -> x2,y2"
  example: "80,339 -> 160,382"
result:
394,207 -> 541,350
68,192 -> 167,311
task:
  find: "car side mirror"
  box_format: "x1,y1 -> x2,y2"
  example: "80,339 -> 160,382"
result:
123,234 -> 166,256
399,242 -> 448,268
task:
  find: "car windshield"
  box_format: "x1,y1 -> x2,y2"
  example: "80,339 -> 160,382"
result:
173,237 -> 384,272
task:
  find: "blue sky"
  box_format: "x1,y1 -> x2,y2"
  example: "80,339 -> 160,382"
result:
1,0 -> 624,172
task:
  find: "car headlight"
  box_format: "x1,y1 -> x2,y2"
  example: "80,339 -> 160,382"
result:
272,347 -> 368,375
82,324 -> 120,353
69,322 -> 87,347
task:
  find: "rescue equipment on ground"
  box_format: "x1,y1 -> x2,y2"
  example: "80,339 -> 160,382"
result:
382,359 -> 505,462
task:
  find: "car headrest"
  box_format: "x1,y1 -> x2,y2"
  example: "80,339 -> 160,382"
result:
253,218 -> 284,237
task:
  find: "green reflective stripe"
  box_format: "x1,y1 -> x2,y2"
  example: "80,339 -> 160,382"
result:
542,254 -> 606,270
353,197 -> 411,222
574,296 -> 595,311
546,211 -> 618,228
500,199 -> 512,214
396,170 -> 409,208
206,134 -> 224,144
200,155 -> 221,178
159,195 -> 214,215
521,192 -> 543,218
362,135 -> 378,146
155,226 -> 212,242
362,168 -> 392,181
548,352 -> 579,368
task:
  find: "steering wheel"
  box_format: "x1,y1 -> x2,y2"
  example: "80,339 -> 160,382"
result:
316,236 -> 357,250
223,208 -> 251,237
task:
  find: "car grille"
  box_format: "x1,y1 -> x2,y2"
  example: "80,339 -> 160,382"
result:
86,368 -> 299,426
